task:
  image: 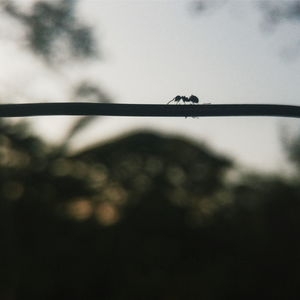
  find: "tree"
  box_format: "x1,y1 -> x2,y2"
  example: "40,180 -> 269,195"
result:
0,120 -> 234,299
0,0 -> 110,146
1,124 -> 300,299
2,0 -> 97,62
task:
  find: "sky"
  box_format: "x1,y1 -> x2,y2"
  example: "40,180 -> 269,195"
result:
1,0 -> 300,173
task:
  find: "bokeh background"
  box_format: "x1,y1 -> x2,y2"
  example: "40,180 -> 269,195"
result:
1,0 -> 300,299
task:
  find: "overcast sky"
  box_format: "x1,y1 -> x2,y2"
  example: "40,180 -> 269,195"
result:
1,0 -> 300,173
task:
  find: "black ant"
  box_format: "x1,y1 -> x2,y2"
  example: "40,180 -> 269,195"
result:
167,95 -> 199,104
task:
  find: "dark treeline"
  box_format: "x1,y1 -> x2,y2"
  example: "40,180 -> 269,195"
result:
1,119 -> 300,299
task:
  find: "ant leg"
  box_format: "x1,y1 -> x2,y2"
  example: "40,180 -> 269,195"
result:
182,96 -> 189,105
167,99 -> 174,104
168,95 -> 181,104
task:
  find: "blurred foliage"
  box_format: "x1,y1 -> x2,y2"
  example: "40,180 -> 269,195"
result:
282,130 -> 300,175
0,0 -> 111,156
193,0 -> 300,28
191,0 -> 228,13
259,0 -> 300,25
193,0 -> 300,23
1,119 -> 300,299
192,0 -> 300,58
2,0 -> 98,63
63,81 -> 113,145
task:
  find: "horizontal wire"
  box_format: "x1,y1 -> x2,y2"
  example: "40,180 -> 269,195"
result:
0,102 -> 300,118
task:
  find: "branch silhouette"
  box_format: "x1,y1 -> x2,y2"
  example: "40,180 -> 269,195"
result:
0,103 -> 300,118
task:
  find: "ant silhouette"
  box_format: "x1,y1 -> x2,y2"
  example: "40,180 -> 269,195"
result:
167,95 -> 199,104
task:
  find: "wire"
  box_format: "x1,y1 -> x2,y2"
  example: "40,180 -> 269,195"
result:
0,103 -> 300,118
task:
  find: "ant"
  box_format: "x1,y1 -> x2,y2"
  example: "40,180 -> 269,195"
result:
167,95 -> 199,104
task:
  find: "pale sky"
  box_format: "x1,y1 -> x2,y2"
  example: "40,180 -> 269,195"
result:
1,0 -> 300,173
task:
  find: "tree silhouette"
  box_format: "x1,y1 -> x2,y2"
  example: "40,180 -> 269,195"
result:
2,0 -> 97,62
2,119 -> 300,299
0,119 -> 232,299
0,0 -> 111,154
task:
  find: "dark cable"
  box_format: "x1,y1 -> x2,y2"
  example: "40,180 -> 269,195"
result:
0,103 -> 300,118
